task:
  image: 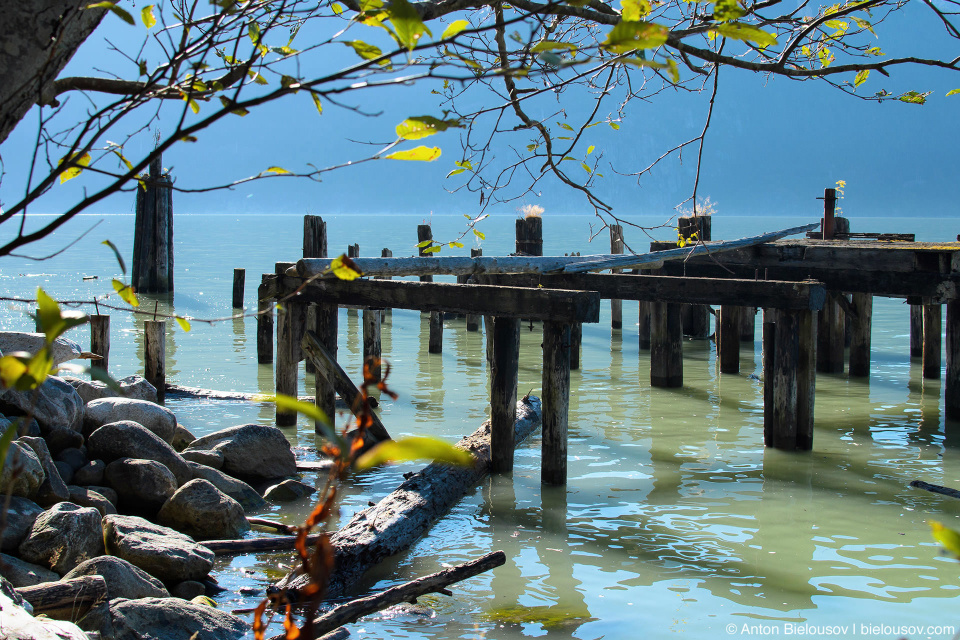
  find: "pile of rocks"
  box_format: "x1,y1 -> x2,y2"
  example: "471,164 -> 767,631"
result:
0,334 -> 309,640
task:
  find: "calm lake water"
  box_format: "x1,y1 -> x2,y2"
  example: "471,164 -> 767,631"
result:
2,212 -> 959,639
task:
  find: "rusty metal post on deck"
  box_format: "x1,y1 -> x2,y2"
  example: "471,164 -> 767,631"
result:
490,316 -> 520,474
542,321 -> 571,486
821,188 -> 837,240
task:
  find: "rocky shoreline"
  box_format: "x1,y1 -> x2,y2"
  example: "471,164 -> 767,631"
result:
0,332 -> 312,640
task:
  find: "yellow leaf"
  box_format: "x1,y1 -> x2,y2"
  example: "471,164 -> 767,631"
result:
112,279 -> 140,307
267,166 -> 290,174
0,355 -> 28,390
947,89 -> 960,97
930,520 -> 960,559
601,21 -> 669,54
326,254 -> 363,280
621,0 -> 652,21
712,22 -> 778,48
384,146 -> 442,161
254,393 -> 337,442
441,19 -> 469,39
141,5 -> 156,28
354,436 -> 475,470
176,317 -> 192,332
311,92 -> 323,115
58,152 -> 92,184
854,69 -> 869,88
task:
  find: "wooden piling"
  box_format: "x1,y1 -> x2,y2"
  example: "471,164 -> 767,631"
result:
651,302 -> 682,387
762,309 -> 776,447
718,305 -> 740,374
257,275 -> 274,365
849,293 -> 873,377
610,225 -> 623,331
379,248 -> 392,317
542,321 -> 570,486
144,320 -> 166,403
515,216 -> 543,256
570,323 -> 582,370
232,268 -> 245,309
313,302 -> 339,429
418,225 -> 442,353
348,244 -> 359,259
490,317 -> 520,474
740,306 -> 756,341
796,310 -> 816,450
924,300 -> 942,379
466,248 -> 482,331
816,294 -> 845,373
275,302 -> 299,426
772,310 -> 799,450
90,315 -> 109,373
638,301 -> 651,350
677,216 -> 711,338
363,309 -> 382,380
910,305 -> 924,357
947,300 -> 960,420
303,215 -> 328,259
132,155 -> 174,294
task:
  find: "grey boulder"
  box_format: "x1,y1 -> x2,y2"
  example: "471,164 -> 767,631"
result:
264,478 -> 316,502
183,424 -> 297,480
0,332 -> 82,366
170,424 -> 197,452
181,448 -> 224,469
157,479 -> 249,540
88,420 -> 192,485
0,441 -> 45,499
78,597 -> 248,640
186,461 -> 267,512
0,552 -> 60,587
67,486 -> 117,517
83,397 -> 176,443
19,436 -> 70,506
0,497 -> 44,551
64,556 -> 169,600
0,577 -> 90,639
72,459 -> 105,486
104,458 -> 177,513
62,374 -> 157,404
102,515 -> 214,583
0,376 -> 83,432
18,502 -> 104,575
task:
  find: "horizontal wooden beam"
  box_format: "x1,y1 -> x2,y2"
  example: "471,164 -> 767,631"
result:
264,276 -> 600,323
649,240 -> 960,301
490,273 -> 826,310
296,255 -> 614,278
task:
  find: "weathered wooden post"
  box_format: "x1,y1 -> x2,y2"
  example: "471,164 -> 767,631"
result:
849,293 -> 873,377
490,316 -> 520,474
570,324 -> 582,370
740,306 -> 756,341
232,268 -> 245,309
257,274 -> 274,365
638,301 -> 651,350
348,244 -> 359,259
947,300 -> 960,420
313,302 -> 339,431
515,215 -> 543,256
762,309 -> 777,446
418,225 -> 443,354
275,302 -> 299,426
363,308 -> 382,380
303,215 -> 327,260
677,215 -> 711,338
718,305 -> 740,374
910,305 -> 924,357
610,225 -> 623,331
924,300 -> 942,379
144,320 -> 166,403
816,294 -> 845,373
651,302 -> 682,387
132,155 -> 174,294
466,248 -> 482,331
772,310 -> 799,449
796,310 -> 817,450
542,321 -> 570,486
379,248 -> 392,318
90,315 -> 110,373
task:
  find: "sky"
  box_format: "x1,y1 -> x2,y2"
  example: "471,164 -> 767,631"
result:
1,0 -> 958,233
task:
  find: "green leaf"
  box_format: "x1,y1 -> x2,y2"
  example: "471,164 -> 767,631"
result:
36,288 -> 63,342
101,240 -> 127,275
621,0 -> 651,21
947,89 -> 960,97
712,22 -> 778,48
581,162 -> 592,174
601,21 -> 668,54
58,152 -> 91,184
865,46 -> 884,56
0,355 -> 29,391
255,393 -> 338,443
141,5 -> 156,28
854,69 -> 869,88
248,71 -> 268,85
396,116 -> 462,140
441,19 -> 469,39
355,436 -> 475,470
175,317 -> 192,332
532,41 -> 578,53
139,59 -> 148,76
899,90 -> 930,105
112,279 -> 140,307
344,41 -> 391,67
387,0 -> 432,50
86,2 -> 135,25
106,144 -> 134,171
384,146 -> 442,161
558,122 -> 574,131
473,229 -> 485,240
609,121 -> 621,130
25,349 -> 55,390
416,240 -> 433,248
248,21 -> 261,44
423,245 -> 442,254
930,520 -> 960,559
310,92 -> 324,115
713,0 -> 745,22
219,96 -> 249,116
449,241 -> 464,248
818,46 -> 834,67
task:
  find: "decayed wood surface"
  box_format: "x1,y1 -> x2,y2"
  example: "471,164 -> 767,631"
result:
265,277 -> 601,324
293,223 -> 819,278
276,397 -> 542,599
144,320 -> 166,403
268,551 -> 506,640
302,330 -> 390,443
16,575 -> 107,621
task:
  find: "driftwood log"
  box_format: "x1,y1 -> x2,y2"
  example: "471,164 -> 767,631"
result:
268,551 -> 506,640
204,534 -> 325,556
165,384 -> 363,409
276,397 -> 542,598
16,575 -> 107,621
910,480 -> 960,500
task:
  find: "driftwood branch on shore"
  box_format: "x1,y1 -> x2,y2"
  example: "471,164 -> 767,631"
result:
248,517 -> 298,534
293,223 -> 818,278
165,384 -> 367,409
204,533 -> 325,555
276,397 -> 542,599
16,575 -> 107,621
268,551 -> 506,640
910,480 -> 960,500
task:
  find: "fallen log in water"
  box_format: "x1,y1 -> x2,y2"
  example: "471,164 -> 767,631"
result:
268,551 -> 506,640
165,384 -> 366,409
276,396 -> 542,599
16,575 -> 107,621
910,479 -> 960,500
204,534 -> 325,555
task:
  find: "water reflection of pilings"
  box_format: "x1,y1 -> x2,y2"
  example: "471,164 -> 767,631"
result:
412,314 -> 445,426
133,294 -> 179,382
